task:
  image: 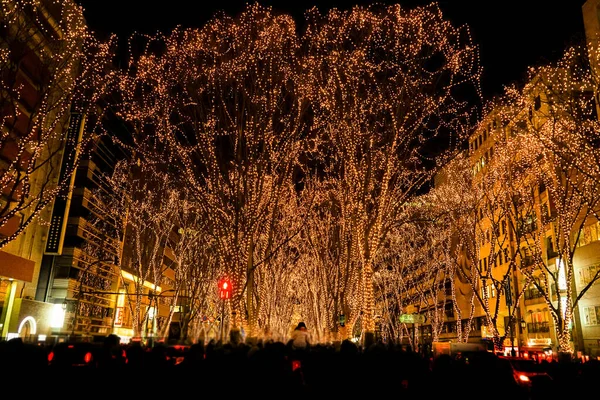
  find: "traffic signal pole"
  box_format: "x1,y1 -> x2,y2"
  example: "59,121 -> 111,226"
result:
218,277 -> 231,343
220,297 -> 225,343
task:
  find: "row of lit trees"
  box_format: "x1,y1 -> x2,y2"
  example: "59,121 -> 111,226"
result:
99,3 -> 600,349
3,1 -> 598,350
106,2 -> 480,345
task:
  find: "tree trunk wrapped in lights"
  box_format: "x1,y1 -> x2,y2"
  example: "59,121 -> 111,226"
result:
116,4 -> 309,343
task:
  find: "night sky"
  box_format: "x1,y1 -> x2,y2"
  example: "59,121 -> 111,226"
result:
76,0 -> 587,100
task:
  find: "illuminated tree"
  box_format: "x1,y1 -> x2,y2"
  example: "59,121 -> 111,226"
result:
444,38 -> 600,357
303,2 -> 480,345
117,4 -> 309,343
99,159 -> 187,338
468,122 -> 540,352
419,148 -> 521,352
158,201 -> 220,344
252,184 -> 313,342
412,209 -> 461,345
0,0 -> 115,248
375,217 -> 430,346
529,41 -> 600,188
412,154 -> 482,345
290,177 -> 362,343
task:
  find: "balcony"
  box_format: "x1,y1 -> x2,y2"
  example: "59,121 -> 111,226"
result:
520,256 -> 535,269
546,249 -> 558,260
526,321 -> 550,333
524,288 -> 545,305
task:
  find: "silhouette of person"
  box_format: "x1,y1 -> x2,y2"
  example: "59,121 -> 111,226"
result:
290,322 -> 310,350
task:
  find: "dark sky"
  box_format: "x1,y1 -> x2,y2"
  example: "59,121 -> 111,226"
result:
76,0 -> 587,100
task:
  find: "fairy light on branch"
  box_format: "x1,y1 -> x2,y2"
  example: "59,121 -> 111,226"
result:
113,2 -> 480,343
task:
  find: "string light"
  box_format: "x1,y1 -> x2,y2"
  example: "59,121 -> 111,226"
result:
0,0 -> 116,250
113,2 -> 479,343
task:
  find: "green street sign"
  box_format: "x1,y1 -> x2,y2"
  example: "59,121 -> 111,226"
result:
399,313 -> 424,324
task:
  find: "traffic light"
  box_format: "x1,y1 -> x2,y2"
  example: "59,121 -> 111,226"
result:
219,278 -> 232,299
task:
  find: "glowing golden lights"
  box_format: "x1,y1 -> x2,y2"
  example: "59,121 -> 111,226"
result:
6,1 -> 594,349
111,2 -> 479,343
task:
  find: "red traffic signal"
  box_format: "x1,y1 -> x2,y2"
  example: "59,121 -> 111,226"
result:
219,278 -> 232,299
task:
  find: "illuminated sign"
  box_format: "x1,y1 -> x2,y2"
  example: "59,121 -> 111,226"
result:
399,313 -> 424,324
114,307 -> 123,327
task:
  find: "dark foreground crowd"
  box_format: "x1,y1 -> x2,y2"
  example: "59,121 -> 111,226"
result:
1,336 -> 598,399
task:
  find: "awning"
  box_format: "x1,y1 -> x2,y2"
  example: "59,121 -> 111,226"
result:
0,250 -> 35,282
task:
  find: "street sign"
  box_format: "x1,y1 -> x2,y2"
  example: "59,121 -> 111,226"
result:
399,313 -> 424,324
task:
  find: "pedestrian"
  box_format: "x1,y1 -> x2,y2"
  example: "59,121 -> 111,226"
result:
290,321 -> 311,350
97,334 -> 126,369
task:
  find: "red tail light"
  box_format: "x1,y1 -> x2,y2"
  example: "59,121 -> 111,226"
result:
292,360 -> 301,371
84,351 -> 93,364
47,351 -> 54,363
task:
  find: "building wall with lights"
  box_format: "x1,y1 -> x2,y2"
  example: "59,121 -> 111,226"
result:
577,0 -> 600,359
37,125 -> 131,341
457,6 -> 600,356
0,0 -> 84,341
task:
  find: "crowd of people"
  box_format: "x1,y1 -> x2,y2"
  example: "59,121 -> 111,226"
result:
1,323 -> 599,399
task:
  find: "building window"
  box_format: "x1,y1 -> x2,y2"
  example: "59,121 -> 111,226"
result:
578,264 -> 600,286
583,306 -> 600,326
444,302 -> 454,318
576,221 -> 600,248
482,283 -> 496,299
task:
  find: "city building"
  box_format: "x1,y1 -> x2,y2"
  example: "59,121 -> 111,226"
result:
0,1 -> 182,345
0,0 -> 86,342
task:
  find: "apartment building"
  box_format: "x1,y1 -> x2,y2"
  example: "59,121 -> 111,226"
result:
448,1 -> 600,357
411,1 -> 600,360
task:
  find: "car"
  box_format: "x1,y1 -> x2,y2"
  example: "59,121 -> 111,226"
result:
501,356 -> 554,390
47,341 -> 103,367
